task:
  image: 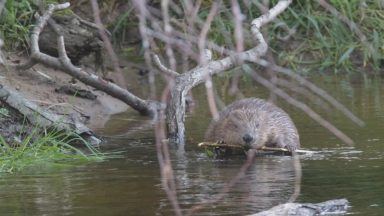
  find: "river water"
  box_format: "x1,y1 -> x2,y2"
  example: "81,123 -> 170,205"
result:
0,75 -> 383,215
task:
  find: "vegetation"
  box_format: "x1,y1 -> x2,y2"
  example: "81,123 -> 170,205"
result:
0,0 -> 64,50
275,0 -> 383,74
0,0 -> 35,50
198,1 -> 383,74
2,1 -> 382,74
0,127 -> 106,174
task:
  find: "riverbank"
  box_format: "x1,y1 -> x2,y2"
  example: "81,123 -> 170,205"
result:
0,54 -> 129,139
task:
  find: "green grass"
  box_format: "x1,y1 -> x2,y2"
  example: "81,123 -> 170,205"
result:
0,0 -> 63,50
2,1 -> 383,74
0,129 -> 107,174
271,0 -> 383,74
195,1 -> 384,74
0,0 -> 35,50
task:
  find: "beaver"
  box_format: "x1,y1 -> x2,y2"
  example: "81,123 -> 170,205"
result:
204,98 -> 300,152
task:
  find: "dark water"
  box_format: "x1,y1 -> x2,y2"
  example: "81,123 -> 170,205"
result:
1,76 -> 384,215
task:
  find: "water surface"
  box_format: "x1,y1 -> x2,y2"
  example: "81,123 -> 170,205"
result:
0,76 -> 384,215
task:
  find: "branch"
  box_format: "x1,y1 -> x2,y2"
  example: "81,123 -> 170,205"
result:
166,0 -> 292,144
317,0 -> 374,56
0,84 -> 100,145
90,0 -> 127,88
243,64 -> 354,145
251,199 -> 349,215
153,54 -> 179,77
253,58 -> 364,127
17,2 -> 159,117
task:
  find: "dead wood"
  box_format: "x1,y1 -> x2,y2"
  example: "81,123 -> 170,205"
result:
250,198 -> 349,216
0,83 -> 100,145
7,3 -> 160,117
55,84 -> 97,100
166,0 -> 293,145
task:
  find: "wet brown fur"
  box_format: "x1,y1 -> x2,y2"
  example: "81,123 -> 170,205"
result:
205,98 -> 300,151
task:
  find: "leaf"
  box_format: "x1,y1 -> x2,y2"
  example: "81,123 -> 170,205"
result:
338,47 -> 355,65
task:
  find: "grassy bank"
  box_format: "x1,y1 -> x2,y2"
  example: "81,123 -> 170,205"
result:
202,1 -> 383,74
273,0 -> 383,74
0,104 -> 107,174
1,1 -> 383,72
0,129 -> 105,173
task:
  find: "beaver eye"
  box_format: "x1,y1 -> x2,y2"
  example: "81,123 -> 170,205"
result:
231,122 -> 239,129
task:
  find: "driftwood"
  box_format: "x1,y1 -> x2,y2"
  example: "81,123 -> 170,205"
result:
55,84 -> 97,100
250,199 -> 349,216
0,84 -> 100,145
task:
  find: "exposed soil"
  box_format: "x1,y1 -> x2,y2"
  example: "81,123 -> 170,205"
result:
0,54 -> 129,140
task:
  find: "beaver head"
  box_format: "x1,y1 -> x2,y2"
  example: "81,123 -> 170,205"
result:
218,109 -> 268,149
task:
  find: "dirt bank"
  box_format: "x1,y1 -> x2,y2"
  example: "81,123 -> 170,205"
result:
1,55 -> 129,133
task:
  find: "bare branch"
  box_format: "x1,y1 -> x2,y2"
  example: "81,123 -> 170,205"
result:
167,0 -> 293,144
243,64 -> 354,145
161,0 -> 177,71
317,0 -> 374,55
198,2 -> 219,64
153,54 -> 179,77
133,0 -> 158,99
20,2 -> 159,117
89,0 -> 127,88
231,0 -> 245,53
254,59 -> 365,127
252,0 -> 297,41
197,2 -> 220,120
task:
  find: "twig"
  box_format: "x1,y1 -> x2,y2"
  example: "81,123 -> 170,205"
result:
133,0 -> 158,99
161,0 -> 177,72
231,0 -> 245,53
90,0 -> 127,88
167,0 -> 293,145
243,64 -> 354,145
18,2 -> 159,117
153,54 -> 179,77
33,68 -> 53,80
317,0 -> 374,56
198,142 -> 243,149
252,0 -> 297,41
253,58 -> 364,127
196,2 -> 220,120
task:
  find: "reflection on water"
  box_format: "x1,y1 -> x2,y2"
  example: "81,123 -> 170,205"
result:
1,76 -> 384,215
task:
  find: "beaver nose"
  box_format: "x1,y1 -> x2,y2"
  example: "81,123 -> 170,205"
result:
242,134 -> 254,144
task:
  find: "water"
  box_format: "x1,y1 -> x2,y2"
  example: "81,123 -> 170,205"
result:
1,75 -> 384,215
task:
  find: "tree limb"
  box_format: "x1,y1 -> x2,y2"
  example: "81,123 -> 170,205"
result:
166,0 -> 293,145
14,2 -> 160,117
